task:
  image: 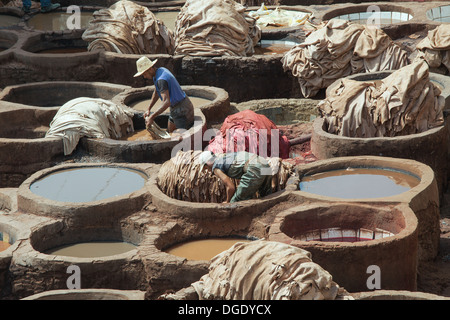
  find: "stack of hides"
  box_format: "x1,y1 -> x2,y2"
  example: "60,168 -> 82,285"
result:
45,97 -> 135,155
282,19 -> 409,98
174,0 -> 261,56
416,24 -> 450,73
191,240 -> 352,300
317,60 -> 444,138
82,0 -> 174,54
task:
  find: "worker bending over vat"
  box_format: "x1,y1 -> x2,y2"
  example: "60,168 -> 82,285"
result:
199,151 -> 275,203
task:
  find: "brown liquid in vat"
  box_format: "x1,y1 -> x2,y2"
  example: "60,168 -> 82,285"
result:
299,167 -> 419,199
121,129 -> 156,141
45,241 -> 137,258
254,42 -> 294,55
165,238 -> 251,261
27,12 -> 93,31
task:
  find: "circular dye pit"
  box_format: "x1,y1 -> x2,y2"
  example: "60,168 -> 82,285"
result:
294,156 -> 440,262
0,108 -> 56,139
268,202 -> 418,292
0,14 -> 22,28
17,164 -> 154,226
254,39 -> 297,56
0,107 -> 64,188
294,226 -> 394,243
164,237 -> 252,261
29,166 -> 147,203
8,223 -> 146,298
30,224 -> 143,257
320,70 -> 450,195
23,35 -> 88,54
236,98 -> 319,126
27,12 -> 94,31
0,81 -> 130,108
145,219 -> 260,298
299,167 -> 420,199
45,241 -> 137,258
427,5 -> 450,23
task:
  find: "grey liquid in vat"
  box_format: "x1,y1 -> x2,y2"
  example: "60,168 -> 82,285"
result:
30,167 -> 146,202
299,167 -> 420,199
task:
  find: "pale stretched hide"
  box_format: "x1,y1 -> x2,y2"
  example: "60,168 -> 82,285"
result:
318,60 -> 444,138
282,20 -> 409,98
248,4 -> 311,28
174,0 -> 261,56
157,150 -> 294,203
82,0 -> 174,54
45,97 -> 135,155
416,24 -> 450,72
191,240 -> 351,300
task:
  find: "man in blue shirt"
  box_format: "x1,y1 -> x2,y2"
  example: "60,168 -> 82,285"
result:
134,56 -> 194,133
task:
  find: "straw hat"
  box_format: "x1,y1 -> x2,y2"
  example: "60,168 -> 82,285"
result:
133,56 -> 158,77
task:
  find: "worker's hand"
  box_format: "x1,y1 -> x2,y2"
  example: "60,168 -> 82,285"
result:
145,114 -> 155,128
144,110 -> 150,118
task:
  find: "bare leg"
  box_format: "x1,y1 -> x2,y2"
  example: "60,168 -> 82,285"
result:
168,120 -> 176,133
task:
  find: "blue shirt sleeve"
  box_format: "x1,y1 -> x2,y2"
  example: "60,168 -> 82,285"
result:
156,79 -> 169,93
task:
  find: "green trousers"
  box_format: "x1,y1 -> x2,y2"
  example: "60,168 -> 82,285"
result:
226,153 -> 273,203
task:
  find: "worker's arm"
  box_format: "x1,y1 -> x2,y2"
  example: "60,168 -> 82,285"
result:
146,89 -> 170,127
213,168 -> 235,203
144,90 -> 159,118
